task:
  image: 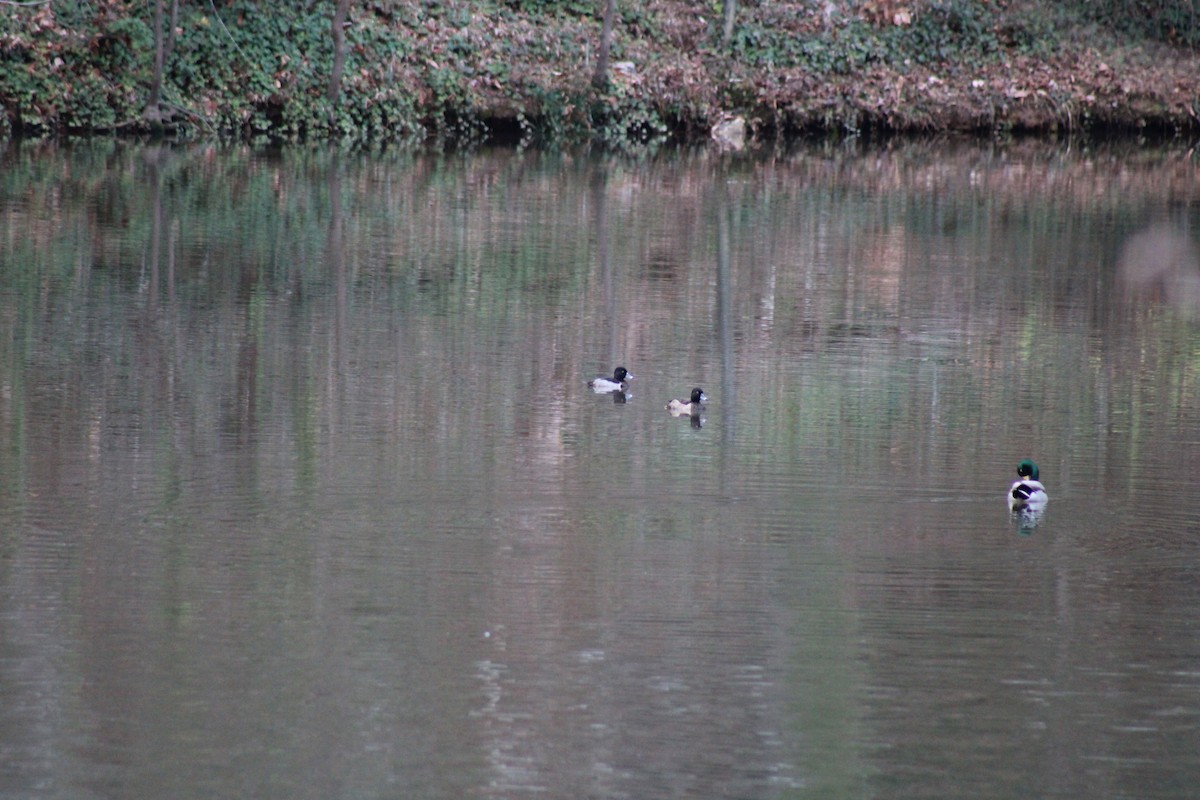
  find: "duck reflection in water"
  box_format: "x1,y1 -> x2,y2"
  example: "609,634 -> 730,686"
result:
1011,506 -> 1045,536
668,410 -> 704,428
609,389 -> 631,404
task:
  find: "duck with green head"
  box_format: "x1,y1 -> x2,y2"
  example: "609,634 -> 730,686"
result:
1008,459 -> 1048,510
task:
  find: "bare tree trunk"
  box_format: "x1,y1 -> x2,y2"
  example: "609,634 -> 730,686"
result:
722,0 -> 737,44
328,0 -> 353,103
165,0 -> 179,65
145,0 -> 183,128
592,0 -> 616,89
146,0 -> 165,119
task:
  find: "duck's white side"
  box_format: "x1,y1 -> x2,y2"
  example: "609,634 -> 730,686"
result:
589,367 -> 633,393
1008,460 -> 1048,510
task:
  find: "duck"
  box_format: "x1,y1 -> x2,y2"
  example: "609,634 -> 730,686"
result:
1008,459 -> 1048,510
666,387 -> 707,415
589,366 -> 633,393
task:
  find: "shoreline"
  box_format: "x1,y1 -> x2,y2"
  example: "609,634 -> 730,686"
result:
2,1 -> 1199,147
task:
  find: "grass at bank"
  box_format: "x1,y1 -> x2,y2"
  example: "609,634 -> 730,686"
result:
2,0 -> 1198,146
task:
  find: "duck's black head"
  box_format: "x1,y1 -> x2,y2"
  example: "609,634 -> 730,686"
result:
613,367 -> 630,382
1016,459 -> 1039,481
690,387 -> 706,404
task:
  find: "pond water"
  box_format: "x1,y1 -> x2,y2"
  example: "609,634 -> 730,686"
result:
1,139 -> 1198,799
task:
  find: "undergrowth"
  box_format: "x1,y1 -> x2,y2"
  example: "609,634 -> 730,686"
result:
0,0 -> 1196,145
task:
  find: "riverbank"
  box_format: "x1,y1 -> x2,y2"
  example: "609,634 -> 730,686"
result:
2,0 -> 1199,146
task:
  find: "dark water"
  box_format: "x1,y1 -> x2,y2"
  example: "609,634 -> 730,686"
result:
1,140 -> 1198,799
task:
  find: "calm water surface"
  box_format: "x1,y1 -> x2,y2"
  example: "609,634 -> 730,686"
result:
1,140 -> 1198,799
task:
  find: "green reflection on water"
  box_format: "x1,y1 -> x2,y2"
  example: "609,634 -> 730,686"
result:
1,139 -> 1198,799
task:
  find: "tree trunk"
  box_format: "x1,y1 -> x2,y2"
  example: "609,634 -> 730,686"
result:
328,0 -> 353,104
592,0 -> 616,89
722,0 -> 737,44
165,0 -> 179,66
146,0 -> 165,118
145,0 -> 183,129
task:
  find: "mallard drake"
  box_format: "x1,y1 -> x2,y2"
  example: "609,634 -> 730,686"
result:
1008,459 -> 1048,510
589,366 -> 633,393
666,387 -> 707,415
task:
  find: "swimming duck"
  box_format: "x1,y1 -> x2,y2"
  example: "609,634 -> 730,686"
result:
666,387 -> 707,415
1008,460 -> 1048,510
589,366 -> 633,393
